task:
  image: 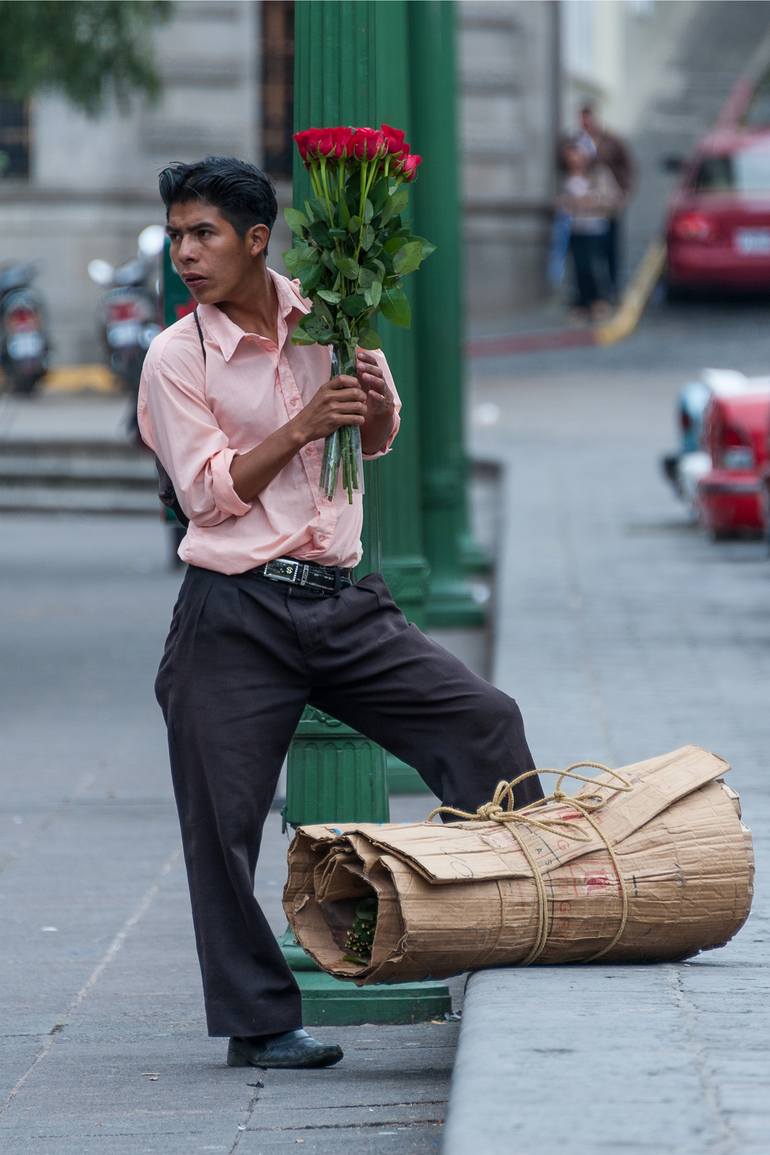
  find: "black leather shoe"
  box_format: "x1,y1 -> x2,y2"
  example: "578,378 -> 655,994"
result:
227,1028 -> 343,1069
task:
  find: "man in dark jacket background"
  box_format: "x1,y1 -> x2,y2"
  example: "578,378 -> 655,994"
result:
579,103 -> 636,302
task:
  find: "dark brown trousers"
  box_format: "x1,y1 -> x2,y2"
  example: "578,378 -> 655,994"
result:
155,565 -> 541,1037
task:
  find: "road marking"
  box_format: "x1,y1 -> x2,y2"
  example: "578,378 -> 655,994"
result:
41,364 -> 119,394
594,240 -> 667,346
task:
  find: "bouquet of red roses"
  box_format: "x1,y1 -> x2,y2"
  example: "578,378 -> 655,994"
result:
284,124 -> 434,502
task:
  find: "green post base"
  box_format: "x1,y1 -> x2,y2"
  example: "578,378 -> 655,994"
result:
387,753 -> 429,795
280,929 -> 451,1025
425,580 -> 486,629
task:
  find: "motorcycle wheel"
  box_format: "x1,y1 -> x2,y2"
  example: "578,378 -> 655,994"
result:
6,363 -> 44,396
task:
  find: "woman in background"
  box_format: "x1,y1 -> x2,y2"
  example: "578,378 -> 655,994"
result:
558,136 -> 622,322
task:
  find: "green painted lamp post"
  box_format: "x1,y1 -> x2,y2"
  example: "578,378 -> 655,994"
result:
408,0 -> 488,626
281,0 -> 450,1024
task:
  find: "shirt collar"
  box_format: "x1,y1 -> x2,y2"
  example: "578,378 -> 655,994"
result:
198,269 -> 311,362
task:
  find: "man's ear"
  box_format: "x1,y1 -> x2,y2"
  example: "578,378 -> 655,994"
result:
248,223 -> 271,257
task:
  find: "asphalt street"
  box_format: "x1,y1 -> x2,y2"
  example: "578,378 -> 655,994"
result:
1,294 -> 769,1153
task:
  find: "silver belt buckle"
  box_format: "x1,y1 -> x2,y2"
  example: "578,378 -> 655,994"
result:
264,558 -> 300,583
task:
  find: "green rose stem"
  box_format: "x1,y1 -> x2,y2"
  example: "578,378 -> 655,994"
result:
321,344 -> 362,503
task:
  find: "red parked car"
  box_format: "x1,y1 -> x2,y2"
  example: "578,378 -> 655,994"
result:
697,384 -> 770,537
665,128 -> 770,293
761,421 -> 770,549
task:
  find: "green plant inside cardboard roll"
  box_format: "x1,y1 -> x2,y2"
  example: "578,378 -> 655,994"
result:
342,896 -> 378,964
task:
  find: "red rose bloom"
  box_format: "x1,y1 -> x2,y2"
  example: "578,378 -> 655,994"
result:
351,127 -> 385,160
332,126 -> 356,158
381,123 -> 408,157
401,153 -> 422,182
293,128 -> 317,161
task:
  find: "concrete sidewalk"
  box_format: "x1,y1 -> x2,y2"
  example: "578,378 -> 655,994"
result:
1,501 -> 464,1154
0,394 -> 466,1153
444,337 -> 769,1155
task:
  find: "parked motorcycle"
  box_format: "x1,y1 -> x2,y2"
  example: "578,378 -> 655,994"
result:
0,261 -> 49,395
87,225 -> 165,408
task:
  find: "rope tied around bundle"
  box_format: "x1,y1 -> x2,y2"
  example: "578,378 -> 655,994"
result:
427,762 -> 634,966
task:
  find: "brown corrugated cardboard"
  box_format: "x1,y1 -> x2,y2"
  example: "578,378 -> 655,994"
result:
283,746 -> 754,984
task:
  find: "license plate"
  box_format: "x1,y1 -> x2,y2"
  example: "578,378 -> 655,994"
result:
7,331 -> 44,358
735,228 -> 770,254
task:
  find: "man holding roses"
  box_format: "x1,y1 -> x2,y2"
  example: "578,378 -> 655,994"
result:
138,155 -> 542,1071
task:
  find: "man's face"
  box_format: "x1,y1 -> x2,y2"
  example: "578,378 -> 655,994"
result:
166,201 -> 257,305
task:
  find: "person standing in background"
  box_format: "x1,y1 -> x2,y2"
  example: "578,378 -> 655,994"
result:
578,103 -> 636,302
558,136 -> 622,322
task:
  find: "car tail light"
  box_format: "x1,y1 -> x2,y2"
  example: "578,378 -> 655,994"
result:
716,424 -> 755,470
671,212 -> 717,243
108,299 -> 140,322
6,305 -> 39,331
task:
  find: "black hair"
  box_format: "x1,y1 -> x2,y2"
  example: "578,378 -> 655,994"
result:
158,156 -> 278,238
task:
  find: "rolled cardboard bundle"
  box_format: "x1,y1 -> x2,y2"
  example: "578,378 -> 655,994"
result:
283,746 -> 754,985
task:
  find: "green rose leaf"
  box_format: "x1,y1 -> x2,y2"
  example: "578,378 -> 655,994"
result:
333,253 -> 361,279
308,197 -> 327,218
381,185 -> 409,225
369,178 -> 389,214
328,227 -> 348,239
360,224 -> 375,251
314,297 -> 334,326
337,196 -> 351,227
292,318 -> 317,345
417,237 -> 437,260
284,207 -> 309,237
364,281 -> 382,309
342,293 -> 369,317
380,284 -> 411,327
357,327 -> 382,350
303,312 -> 335,343
383,235 -> 409,255
283,249 -> 299,274
393,241 -> 427,276
317,289 -> 342,304
363,199 -> 374,223
298,263 -> 323,294
309,220 -> 331,246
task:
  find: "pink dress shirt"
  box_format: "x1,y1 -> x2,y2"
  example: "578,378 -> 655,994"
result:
137,270 -> 400,574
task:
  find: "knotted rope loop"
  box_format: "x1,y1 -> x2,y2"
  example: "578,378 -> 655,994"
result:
426,761 -> 635,966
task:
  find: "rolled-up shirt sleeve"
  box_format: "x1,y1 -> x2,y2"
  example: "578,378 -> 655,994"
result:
361,348 -> 402,460
139,340 -> 252,527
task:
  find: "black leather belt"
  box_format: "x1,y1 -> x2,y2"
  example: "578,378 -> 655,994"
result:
253,556 -> 353,593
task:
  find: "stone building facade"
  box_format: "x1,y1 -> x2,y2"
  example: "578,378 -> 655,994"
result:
0,0 -> 562,366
